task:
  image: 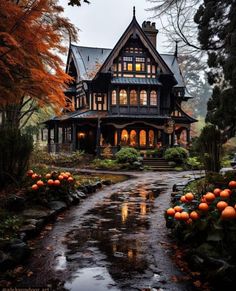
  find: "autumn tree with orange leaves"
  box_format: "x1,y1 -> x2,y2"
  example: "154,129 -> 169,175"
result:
0,0 -> 77,188
0,0 -> 77,129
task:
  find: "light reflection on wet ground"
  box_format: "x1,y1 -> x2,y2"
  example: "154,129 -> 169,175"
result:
19,171 -> 197,291
62,183 -> 161,290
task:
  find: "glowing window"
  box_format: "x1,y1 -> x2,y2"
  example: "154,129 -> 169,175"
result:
119,90 -> 128,105
150,91 -> 157,106
130,130 -> 137,146
135,63 -> 141,71
130,90 -> 138,105
127,63 -> 133,71
140,130 -> 146,147
118,63 -> 122,72
121,129 -> 129,145
152,65 -> 156,74
149,130 -> 154,147
140,90 -> 147,106
112,90 -> 117,105
123,57 -> 132,61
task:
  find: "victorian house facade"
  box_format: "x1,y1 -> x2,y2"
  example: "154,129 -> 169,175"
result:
45,9 -> 196,155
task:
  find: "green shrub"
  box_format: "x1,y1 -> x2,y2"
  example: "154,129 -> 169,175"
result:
164,147 -> 189,164
186,156 -> 203,170
115,147 -> 140,164
0,127 -> 33,188
92,159 -> 120,170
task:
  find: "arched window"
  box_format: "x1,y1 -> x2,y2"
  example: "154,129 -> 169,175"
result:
121,129 -> 129,145
150,91 -> 157,106
112,90 -> 117,105
139,130 -> 146,147
130,90 -> 138,105
149,130 -> 154,147
140,90 -> 147,106
130,130 -> 137,146
119,90 -> 128,105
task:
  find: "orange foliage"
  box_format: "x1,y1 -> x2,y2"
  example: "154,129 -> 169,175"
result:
0,0 -> 77,115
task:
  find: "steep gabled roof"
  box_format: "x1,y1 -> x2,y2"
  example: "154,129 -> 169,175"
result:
97,15 -> 173,76
68,45 -> 112,81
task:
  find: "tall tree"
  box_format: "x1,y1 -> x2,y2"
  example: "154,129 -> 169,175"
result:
0,0 -> 77,129
195,0 -> 236,139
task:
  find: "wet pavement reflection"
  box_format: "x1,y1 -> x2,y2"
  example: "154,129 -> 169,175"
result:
63,183 -> 162,290
20,171 -> 196,291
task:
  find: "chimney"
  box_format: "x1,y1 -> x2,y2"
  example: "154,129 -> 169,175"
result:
142,21 -> 158,49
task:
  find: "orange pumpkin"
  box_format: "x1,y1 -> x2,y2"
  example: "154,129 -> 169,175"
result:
205,192 -> 215,203
198,203 -> 209,211
190,211 -> 199,220
180,195 -> 187,203
221,206 -> 236,220
54,180 -> 61,186
36,180 -> 44,187
185,192 -> 194,201
166,208 -> 175,216
174,205 -> 182,212
229,180 -> 236,189
174,212 -> 182,220
58,175 -> 64,180
31,173 -> 38,179
180,212 -> 189,221
220,190 -> 230,199
213,188 -> 221,197
68,177 -> 74,183
47,179 -> 54,186
32,184 -> 39,191
45,173 -> 51,179
217,201 -> 228,211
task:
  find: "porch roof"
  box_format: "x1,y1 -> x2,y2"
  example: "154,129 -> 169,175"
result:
111,77 -> 162,86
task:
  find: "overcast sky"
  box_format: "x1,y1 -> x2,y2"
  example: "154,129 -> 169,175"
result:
59,0 -> 170,53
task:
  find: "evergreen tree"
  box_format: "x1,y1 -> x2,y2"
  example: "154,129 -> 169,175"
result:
194,0 -> 236,139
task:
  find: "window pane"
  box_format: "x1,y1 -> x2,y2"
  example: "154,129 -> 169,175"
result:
130,130 -> 137,146
152,65 -> 156,74
140,130 -> 146,147
128,63 -> 133,71
112,90 -> 117,105
140,90 -> 147,105
150,90 -> 157,106
119,89 -> 127,105
149,130 -> 154,147
136,63 -> 141,71
123,56 -> 132,61
121,129 -> 129,145
130,90 -> 138,105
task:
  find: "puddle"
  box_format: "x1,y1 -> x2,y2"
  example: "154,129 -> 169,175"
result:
65,267 -> 119,291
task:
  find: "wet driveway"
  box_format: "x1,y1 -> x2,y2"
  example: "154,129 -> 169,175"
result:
20,171 -> 196,291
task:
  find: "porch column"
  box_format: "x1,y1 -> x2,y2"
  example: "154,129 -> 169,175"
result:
146,129 -> 149,148
72,123 -> 77,151
62,125 -> 65,144
54,123 -> 59,152
47,126 -> 51,153
154,129 -> 158,148
96,118 -> 101,156
117,128 -> 121,146
186,128 -> 191,143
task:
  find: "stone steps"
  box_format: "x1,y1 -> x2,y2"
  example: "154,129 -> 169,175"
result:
143,158 -> 175,171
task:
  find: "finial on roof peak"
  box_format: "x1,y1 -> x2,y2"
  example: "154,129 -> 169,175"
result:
133,6 -> 136,18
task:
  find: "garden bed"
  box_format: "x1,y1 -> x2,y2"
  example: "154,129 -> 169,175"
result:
167,170 -> 236,290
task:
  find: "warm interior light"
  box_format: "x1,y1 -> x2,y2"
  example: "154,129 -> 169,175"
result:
78,132 -> 85,138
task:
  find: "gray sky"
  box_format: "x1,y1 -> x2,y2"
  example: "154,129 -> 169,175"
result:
59,0 -> 169,53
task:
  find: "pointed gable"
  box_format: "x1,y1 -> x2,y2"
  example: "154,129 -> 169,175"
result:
98,15 -> 173,76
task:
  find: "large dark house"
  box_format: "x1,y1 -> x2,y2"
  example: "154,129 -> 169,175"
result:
46,8 -> 196,155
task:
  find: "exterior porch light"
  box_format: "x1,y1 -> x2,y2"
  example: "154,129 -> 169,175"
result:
78,132 -> 85,138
